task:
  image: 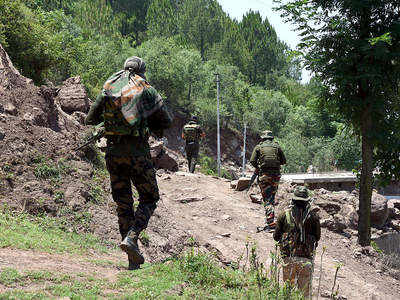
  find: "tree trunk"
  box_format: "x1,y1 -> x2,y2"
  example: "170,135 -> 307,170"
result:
358,107 -> 373,246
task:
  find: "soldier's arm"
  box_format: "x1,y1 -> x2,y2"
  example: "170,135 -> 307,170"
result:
273,213 -> 285,242
312,213 -> 321,242
250,146 -> 259,169
85,94 -> 105,125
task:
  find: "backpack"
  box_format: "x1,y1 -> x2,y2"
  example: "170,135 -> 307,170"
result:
183,124 -> 199,142
259,142 -> 280,169
279,209 -> 316,258
102,70 -> 163,136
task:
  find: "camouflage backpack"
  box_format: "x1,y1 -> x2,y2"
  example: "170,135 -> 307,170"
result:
279,209 -> 316,258
183,123 -> 200,142
102,70 -> 163,136
259,141 -> 280,169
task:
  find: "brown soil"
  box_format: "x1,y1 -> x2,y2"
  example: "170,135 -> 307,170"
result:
0,43 -> 399,299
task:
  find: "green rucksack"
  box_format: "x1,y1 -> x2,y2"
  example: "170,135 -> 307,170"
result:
259,141 -> 280,169
279,209 -> 316,258
183,124 -> 199,142
102,70 -> 163,136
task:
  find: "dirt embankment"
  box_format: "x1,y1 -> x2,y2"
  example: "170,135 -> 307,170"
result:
1,44 -> 399,299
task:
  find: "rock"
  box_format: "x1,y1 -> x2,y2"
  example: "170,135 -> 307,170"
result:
56,76 -> 89,114
320,216 -> 347,232
230,180 -> 238,189
390,220 -> 400,231
222,214 -> 231,221
150,141 -> 178,172
220,233 -> 231,237
4,102 -> 17,115
249,193 -> 262,204
371,193 -> 389,227
0,129 -> 4,141
236,177 -> 251,191
388,199 -> 400,218
317,201 -> 341,215
64,185 -> 86,211
178,196 -> 205,203
71,111 -> 87,124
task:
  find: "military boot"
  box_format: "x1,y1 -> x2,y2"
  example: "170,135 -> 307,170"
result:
128,255 -> 141,270
120,232 -> 145,265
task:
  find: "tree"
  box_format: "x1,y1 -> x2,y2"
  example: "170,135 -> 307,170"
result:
277,0 -> 400,246
177,0 -> 224,60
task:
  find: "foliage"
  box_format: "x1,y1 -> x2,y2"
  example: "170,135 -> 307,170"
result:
276,0 -> 400,245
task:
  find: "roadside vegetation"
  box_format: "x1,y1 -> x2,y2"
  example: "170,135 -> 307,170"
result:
0,0 -> 362,173
0,207 -> 305,299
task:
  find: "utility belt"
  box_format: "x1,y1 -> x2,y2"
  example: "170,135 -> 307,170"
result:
106,134 -> 146,145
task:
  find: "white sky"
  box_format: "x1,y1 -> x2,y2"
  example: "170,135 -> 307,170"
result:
217,0 -> 311,82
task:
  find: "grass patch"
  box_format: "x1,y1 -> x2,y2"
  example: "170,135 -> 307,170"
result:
198,153 -> 233,180
0,208 -> 115,254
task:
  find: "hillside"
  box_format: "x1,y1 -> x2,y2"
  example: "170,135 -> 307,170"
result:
1,43 -> 400,299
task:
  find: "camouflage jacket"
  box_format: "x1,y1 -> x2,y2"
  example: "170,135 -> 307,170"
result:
250,140 -> 286,174
273,206 -> 321,258
85,71 -> 173,156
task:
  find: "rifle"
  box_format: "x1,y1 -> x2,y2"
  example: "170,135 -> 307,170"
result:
74,122 -> 105,151
246,171 -> 258,192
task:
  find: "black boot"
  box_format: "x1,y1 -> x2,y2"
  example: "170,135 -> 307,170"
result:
120,232 -> 145,265
128,255 -> 141,270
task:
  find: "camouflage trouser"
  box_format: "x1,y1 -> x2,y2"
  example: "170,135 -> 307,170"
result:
105,153 -> 159,240
258,173 -> 281,228
185,142 -> 200,173
282,257 -> 313,298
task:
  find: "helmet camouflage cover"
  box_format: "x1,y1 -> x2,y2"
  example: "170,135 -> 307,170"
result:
261,130 -> 274,139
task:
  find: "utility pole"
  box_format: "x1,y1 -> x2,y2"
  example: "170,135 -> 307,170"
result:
215,73 -> 221,177
242,122 -> 247,177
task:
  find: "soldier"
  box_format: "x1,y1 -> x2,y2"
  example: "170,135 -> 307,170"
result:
273,186 -> 320,298
250,130 -> 286,232
85,56 -> 173,270
182,116 -> 205,173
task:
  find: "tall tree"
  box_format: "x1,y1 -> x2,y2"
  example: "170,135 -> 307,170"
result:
146,0 -> 179,38
177,0 -> 224,60
276,0 -> 400,245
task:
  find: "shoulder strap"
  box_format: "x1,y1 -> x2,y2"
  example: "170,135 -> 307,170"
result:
285,209 -> 293,227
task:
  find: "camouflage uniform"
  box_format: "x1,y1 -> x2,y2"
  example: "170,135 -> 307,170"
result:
273,187 -> 321,298
85,56 -> 173,269
250,131 -> 286,231
182,118 -> 204,173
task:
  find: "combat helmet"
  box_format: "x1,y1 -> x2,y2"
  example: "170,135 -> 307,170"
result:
260,130 -> 274,140
124,56 -> 146,79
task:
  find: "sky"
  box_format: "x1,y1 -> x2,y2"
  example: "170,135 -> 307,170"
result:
216,0 -> 311,82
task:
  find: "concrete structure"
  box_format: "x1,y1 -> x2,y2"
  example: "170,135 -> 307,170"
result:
282,172 -> 357,192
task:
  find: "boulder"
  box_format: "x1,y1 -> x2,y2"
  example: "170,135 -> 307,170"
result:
4,102 -> 17,115
150,140 -> 178,172
236,177 -> 251,191
320,216 -> 347,232
249,193 -> 262,204
388,199 -> 400,219
371,193 -> 389,227
230,180 -> 238,189
65,184 -> 87,211
56,76 -> 89,114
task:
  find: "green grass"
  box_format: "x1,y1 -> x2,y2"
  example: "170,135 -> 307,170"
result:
0,208 -> 115,254
0,251 -> 305,299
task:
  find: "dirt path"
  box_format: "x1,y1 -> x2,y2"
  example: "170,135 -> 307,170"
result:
0,170 -> 399,299
156,171 -> 400,299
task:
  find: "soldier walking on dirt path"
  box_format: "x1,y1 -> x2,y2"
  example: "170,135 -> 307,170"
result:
182,116 -> 205,173
273,186 -> 321,298
250,130 -> 286,232
85,56 -> 173,270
